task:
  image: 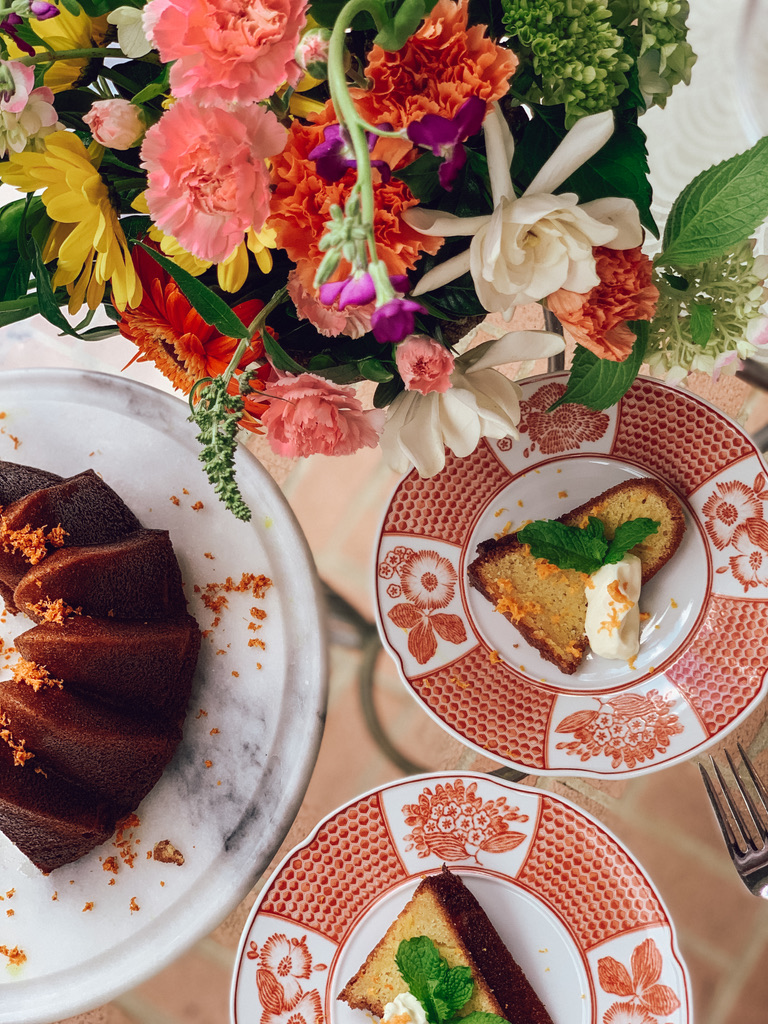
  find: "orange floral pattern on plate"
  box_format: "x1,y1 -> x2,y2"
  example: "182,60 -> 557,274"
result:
402,778 -> 528,864
504,381 -> 611,455
247,933 -> 326,1024
555,691 -> 684,771
380,547 -> 467,665
705,471 -> 768,590
599,937 -> 682,1023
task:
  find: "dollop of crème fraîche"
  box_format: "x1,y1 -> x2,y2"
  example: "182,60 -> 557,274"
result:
383,993 -> 428,1024
584,552 -> 641,661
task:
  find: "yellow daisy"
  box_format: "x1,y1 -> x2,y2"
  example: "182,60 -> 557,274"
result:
0,131 -> 141,314
6,8 -> 109,93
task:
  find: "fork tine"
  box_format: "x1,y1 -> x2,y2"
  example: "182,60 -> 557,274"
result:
710,756 -> 758,852
699,761 -> 742,856
724,749 -> 767,844
737,743 -> 768,834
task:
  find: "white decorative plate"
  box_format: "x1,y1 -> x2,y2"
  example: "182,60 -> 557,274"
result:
231,772 -> 691,1024
0,369 -> 328,1024
374,372 -> 768,778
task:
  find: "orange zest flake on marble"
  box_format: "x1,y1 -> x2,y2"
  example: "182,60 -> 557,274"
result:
27,597 -> 82,623
102,856 -> 119,874
82,902 -> 94,912
0,945 -> 26,967
12,658 -> 63,692
113,813 -> 141,868
129,897 -> 140,913
204,552 -> 215,559
0,518 -> 66,564
196,708 -> 208,719
0,428 -> 21,449
204,759 -> 213,768
6,908 -> 13,917
169,495 -> 180,505
191,501 -> 204,511
210,727 -> 219,735
0,711 -> 34,766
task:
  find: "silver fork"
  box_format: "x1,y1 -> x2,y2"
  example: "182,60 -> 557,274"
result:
699,743 -> 768,898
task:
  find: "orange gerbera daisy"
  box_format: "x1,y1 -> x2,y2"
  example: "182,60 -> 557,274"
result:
117,245 -> 264,393
269,102 -> 443,294
547,246 -> 659,362
352,0 -> 517,130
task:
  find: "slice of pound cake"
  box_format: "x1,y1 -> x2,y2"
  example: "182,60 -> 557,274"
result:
339,867 -> 554,1024
467,478 -> 685,674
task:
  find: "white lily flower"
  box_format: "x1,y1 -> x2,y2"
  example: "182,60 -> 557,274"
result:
404,106 -> 643,318
380,329 -> 565,477
107,6 -> 153,58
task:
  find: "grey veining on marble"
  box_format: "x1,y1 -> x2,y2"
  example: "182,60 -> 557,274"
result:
0,369 -> 328,1024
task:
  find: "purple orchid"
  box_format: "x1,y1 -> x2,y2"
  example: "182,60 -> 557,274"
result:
309,123 -> 393,184
371,297 -> 426,344
320,272 -> 408,311
406,95 -> 486,191
0,13 -> 34,56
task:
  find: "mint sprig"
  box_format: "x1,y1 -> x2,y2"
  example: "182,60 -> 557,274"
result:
517,515 -> 659,575
395,937 -> 505,1024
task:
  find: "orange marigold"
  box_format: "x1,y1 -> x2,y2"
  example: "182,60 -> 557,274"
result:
269,102 -> 443,294
352,0 -> 517,130
547,246 -> 659,362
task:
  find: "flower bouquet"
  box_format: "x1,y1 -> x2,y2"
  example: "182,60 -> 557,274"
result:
1,0 -> 768,518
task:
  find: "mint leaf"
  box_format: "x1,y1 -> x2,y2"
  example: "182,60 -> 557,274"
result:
689,302 -> 714,347
517,518 -> 608,575
659,137 -> 768,266
548,322 -> 648,412
434,965 -> 474,1017
395,937 -> 447,1024
455,1014 -> 509,1024
605,518 -> 659,564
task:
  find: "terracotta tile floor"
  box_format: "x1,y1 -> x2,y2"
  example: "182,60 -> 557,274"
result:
4,329 -> 768,1024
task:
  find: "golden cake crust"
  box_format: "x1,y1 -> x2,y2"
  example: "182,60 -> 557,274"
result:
467,477 -> 686,674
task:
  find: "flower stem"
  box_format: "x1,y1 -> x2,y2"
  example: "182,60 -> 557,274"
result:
17,46 -> 160,66
327,0 -> 396,304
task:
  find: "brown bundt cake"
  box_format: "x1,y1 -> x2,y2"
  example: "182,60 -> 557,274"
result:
0,461 -> 201,872
467,478 -> 685,673
339,867 -> 554,1024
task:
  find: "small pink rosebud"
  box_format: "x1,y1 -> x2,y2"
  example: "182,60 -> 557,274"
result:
83,98 -> 146,150
396,335 -> 455,395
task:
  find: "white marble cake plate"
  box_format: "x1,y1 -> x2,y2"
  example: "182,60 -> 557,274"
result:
0,368 -> 328,1024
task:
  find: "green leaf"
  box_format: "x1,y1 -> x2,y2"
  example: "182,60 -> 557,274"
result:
137,243 -> 249,339
434,965 -> 474,1016
549,322 -> 648,412
374,375 -> 405,408
660,137 -> 768,266
0,294 -> 40,327
517,517 -> 608,575
393,152 -> 442,204
307,0 -> 376,29
663,272 -> 689,291
511,105 -> 658,237
132,63 -> 172,104
375,0 -> 428,50
31,238 -> 83,339
58,0 -> 82,14
605,518 -> 659,564
261,330 -> 307,374
689,301 -> 714,347
357,356 -> 394,382
456,1014 -> 510,1024
395,938 -> 446,1024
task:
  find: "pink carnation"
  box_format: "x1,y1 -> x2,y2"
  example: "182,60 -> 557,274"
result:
396,335 -> 454,394
261,373 -> 385,458
144,0 -> 307,106
83,98 -> 145,149
286,269 -> 374,340
141,97 -> 286,263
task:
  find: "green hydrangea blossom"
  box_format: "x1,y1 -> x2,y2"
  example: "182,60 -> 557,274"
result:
501,0 -> 633,128
646,241 -> 768,382
611,0 -> 697,108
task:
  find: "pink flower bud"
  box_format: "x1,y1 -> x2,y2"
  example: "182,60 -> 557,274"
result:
83,98 -> 146,150
396,335 -> 455,395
